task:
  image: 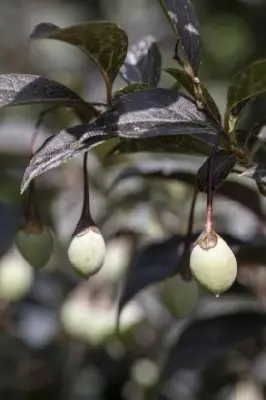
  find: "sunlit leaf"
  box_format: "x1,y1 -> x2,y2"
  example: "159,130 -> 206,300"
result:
30,22 -> 128,101
21,88 -> 220,192
21,130 -> 111,194
120,35 -> 162,87
158,0 -> 201,74
0,74 -> 96,120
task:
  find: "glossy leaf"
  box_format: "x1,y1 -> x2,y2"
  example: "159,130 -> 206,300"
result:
165,68 -> 221,123
120,35 -> 162,87
196,150 -> 237,193
113,83 -> 151,100
0,74 -> 96,118
158,0 -> 201,75
225,60 -> 266,132
21,130 -> 111,193
30,22 -> 128,100
21,88 -> 220,192
162,311 -> 266,380
94,88 -> 220,140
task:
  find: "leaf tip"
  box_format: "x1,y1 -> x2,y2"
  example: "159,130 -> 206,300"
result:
30,22 -> 59,40
20,170 -> 31,194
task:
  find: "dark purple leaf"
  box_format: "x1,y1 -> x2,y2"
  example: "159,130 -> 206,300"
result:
159,0 -> 201,75
110,133 -> 215,157
21,130 -> 111,193
165,68 -> 221,123
162,311 -> 266,381
118,236 -> 184,318
21,89 -> 221,192
120,35 -> 162,87
197,150 -> 237,193
0,74 -> 96,119
30,22 -> 128,96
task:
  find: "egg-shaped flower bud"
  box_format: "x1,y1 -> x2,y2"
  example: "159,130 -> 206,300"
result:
15,224 -> 53,269
0,253 -> 33,301
189,232 -> 237,295
160,275 -> 199,318
68,226 -> 106,278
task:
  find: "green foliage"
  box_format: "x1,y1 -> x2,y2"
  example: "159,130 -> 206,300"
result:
31,21 -> 128,102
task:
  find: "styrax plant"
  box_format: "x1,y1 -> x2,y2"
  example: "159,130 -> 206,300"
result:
2,0 -> 266,312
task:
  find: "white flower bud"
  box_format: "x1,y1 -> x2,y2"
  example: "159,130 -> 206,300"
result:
190,233 -> 237,295
0,252 -> 33,301
68,227 -> 106,278
15,226 -> 53,269
160,275 -> 199,318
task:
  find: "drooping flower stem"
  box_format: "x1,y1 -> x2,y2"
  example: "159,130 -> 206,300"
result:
73,153 -> 94,236
206,139 -> 219,235
178,187 -> 198,280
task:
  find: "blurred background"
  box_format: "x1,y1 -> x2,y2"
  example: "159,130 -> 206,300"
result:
1,0 -> 266,399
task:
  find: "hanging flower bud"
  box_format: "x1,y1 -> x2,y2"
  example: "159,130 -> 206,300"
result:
68,226 -> 106,278
15,222 -> 53,269
160,274 -> 199,318
68,153 -> 106,278
16,181 -> 53,269
0,252 -> 33,301
189,230 -> 237,295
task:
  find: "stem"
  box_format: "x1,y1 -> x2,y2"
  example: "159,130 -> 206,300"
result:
206,139 -> 219,234
81,152 -> 91,220
179,187 -> 198,280
186,187 -> 198,246
73,153 -> 94,235
104,75 -> 113,107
